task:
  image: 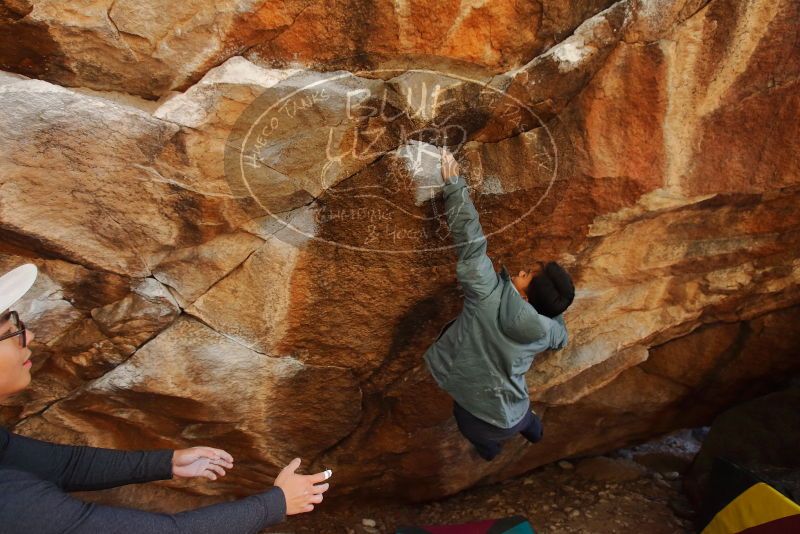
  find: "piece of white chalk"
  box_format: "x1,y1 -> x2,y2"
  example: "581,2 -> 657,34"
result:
324,469 -> 333,480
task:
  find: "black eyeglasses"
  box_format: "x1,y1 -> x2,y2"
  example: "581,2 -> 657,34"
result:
0,311 -> 27,348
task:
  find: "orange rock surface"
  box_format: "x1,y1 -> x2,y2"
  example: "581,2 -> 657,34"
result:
0,0 -> 798,509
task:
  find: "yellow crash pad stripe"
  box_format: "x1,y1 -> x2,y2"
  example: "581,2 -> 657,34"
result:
703,483 -> 800,534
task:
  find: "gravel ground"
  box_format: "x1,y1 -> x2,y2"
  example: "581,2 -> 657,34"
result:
266,433 -> 701,534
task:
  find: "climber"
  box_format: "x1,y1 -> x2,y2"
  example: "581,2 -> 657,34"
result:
0,264 -> 331,533
423,147 -> 574,461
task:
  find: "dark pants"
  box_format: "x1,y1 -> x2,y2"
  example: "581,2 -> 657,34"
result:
453,402 -> 543,461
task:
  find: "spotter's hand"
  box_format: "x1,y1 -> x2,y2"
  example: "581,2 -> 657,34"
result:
172,447 -> 234,481
274,458 -> 332,515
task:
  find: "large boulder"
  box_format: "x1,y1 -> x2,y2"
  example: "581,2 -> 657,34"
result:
684,386 -> 800,508
0,0 -> 798,511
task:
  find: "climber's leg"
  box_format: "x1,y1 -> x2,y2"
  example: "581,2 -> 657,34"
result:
519,409 -> 544,444
452,402 -> 506,461
455,420 -> 503,461
470,439 -> 503,461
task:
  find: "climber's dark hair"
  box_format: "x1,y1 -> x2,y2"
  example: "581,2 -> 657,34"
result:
527,261 -> 575,318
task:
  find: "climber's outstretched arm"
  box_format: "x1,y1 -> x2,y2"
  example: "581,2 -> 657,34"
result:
440,148 -> 498,303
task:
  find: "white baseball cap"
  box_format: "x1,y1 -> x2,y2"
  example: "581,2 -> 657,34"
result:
0,264 -> 38,314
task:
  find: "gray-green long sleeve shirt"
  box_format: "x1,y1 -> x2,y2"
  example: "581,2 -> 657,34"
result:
424,176 -> 568,429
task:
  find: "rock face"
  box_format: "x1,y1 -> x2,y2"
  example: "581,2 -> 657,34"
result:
1,0 -> 799,510
684,386 -> 800,509
0,0 -> 618,98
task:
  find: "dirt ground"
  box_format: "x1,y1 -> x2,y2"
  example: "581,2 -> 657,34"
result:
266,430 -> 703,534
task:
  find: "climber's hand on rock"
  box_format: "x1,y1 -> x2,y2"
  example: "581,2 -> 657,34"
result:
440,147 -> 460,183
274,458 -> 332,515
172,447 -> 234,480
